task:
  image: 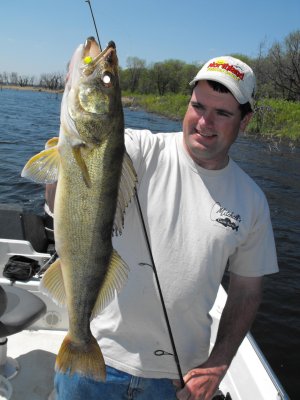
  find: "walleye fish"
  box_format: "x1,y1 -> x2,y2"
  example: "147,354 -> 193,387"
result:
22,37 -> 136,381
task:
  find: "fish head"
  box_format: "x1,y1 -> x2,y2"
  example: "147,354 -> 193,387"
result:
80,37 -> 120,115
62,37 -> 123,146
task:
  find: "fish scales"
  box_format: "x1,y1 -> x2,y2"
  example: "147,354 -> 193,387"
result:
56,141 -> 123,336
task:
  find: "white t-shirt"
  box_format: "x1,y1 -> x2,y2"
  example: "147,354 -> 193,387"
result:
91,129 -> 278,379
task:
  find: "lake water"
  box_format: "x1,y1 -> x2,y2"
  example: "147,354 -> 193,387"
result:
0,89 -> 299,398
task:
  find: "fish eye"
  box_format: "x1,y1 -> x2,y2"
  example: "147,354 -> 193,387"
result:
102,72 -> 113,87
103,75 -> 111,84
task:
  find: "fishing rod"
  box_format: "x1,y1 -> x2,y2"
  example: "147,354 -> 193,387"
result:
135,192 -> 185,388
84,0 -> 185,389
85,0 -> 102,51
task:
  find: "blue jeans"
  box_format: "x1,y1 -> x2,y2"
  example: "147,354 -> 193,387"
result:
54,365 -> 177,399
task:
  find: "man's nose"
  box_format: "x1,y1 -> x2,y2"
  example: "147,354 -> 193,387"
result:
197,110 -> 214,129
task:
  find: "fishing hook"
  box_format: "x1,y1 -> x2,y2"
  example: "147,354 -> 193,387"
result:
85,0 -> 102,51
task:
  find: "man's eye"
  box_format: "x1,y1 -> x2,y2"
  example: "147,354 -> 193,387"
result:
217,111 -> 231,117
191,102 -> 204,110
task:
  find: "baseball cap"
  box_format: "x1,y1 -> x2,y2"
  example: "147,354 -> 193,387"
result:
190,56 -> 256,109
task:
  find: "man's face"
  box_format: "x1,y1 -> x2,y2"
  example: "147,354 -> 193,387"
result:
182,80 -> 252,170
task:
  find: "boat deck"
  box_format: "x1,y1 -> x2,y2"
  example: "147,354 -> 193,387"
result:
3,296 -> 287,400
6,330 -> 64,400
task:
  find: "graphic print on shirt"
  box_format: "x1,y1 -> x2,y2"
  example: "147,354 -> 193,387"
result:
210,202 -> 241,232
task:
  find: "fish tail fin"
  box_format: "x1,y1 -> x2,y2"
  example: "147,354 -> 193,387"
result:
55,333 -> 106,381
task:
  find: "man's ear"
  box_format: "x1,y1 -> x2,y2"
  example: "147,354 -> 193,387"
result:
240,112 -> 253,132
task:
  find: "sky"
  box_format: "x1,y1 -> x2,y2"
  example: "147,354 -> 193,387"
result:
1,0 -> 299,78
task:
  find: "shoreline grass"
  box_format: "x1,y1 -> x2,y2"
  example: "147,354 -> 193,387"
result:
123,92 -> 300,142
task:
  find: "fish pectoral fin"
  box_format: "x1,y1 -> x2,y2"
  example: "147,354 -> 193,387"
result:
39,258 -> 67,306
113,151 -> 137,235
45,136 -> 59,149
21,145 -> 60,184
91,249 -> 129,317
72,147 -> 92,188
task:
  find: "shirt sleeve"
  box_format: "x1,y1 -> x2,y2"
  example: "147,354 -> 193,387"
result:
124,128 -> 166,177
228,198 -> 279,277
124,128 -> 151,172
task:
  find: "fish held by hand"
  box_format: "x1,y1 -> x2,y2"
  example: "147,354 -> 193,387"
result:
21,37 -> 137,381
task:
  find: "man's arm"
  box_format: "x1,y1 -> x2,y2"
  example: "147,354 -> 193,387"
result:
176,272 -> 263,400
45,182 -> 57,214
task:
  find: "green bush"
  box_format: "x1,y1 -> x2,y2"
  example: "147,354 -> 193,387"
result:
125,93 -> 190,120
248,99 -> 300,141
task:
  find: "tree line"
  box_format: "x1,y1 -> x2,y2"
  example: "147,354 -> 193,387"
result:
0,71 -> 65,90
119,30 -> 300,102
1,30 -> 299,102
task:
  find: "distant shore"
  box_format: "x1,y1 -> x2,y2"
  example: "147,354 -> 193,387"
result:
0,84 -> 63,93
1,84 -> 137,108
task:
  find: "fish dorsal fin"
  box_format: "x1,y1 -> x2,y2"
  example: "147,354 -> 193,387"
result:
113,152 -> 137,235
91,249 -> 129,318
21,140 -> 60,184
40,258 -> 67,306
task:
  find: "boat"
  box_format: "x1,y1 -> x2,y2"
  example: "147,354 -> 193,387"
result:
0,204 -> 290,400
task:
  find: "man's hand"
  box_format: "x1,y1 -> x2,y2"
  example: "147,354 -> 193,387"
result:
174,273 -> 263,400
174,364 -> 227,400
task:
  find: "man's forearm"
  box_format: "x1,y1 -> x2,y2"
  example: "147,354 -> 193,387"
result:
176,273 -> 263,400
204,273 -> 263,369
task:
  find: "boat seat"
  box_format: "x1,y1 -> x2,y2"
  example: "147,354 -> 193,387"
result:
0,204 -> 49,253
0,285 -> 46,379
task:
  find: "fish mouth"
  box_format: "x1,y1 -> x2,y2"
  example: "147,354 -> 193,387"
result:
82,37 -> 118,86
83,36 -> 102,59
83,37 -> 116,58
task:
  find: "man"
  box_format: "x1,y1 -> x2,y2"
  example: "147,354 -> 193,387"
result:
55,56 -> 278,400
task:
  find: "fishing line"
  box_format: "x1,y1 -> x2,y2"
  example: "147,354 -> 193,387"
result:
135,191 -> 185,388
85,0 -> 102,51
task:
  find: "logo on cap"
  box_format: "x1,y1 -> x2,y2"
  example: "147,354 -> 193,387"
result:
207,59 -> 245,81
